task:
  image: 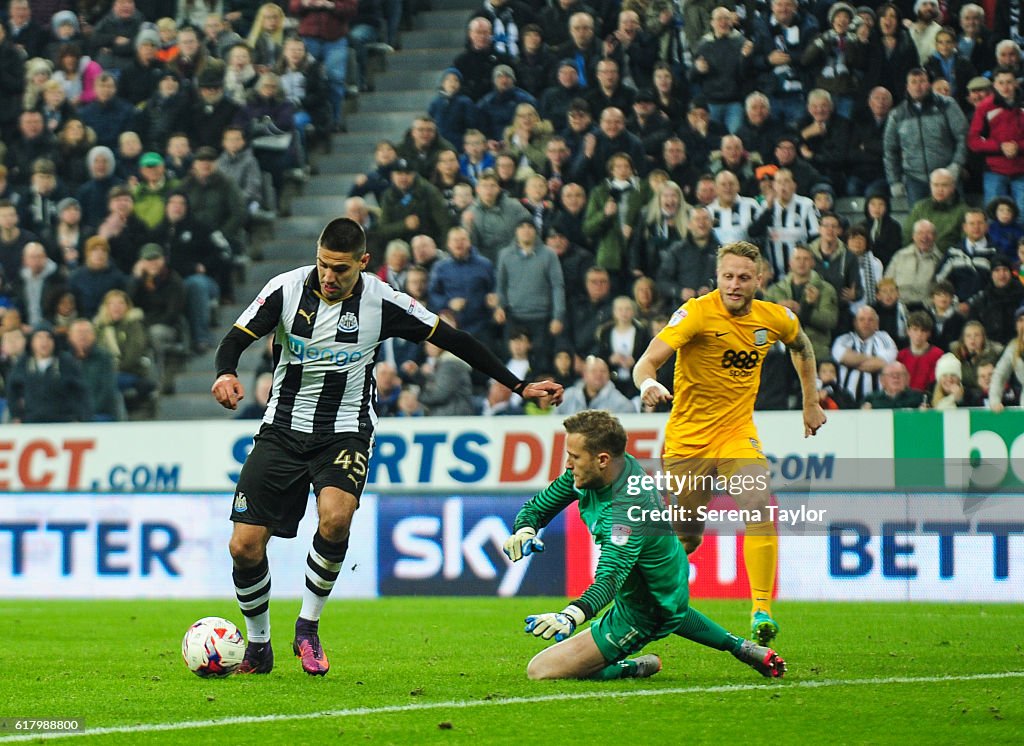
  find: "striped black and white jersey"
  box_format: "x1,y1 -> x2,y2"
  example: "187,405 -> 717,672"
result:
760,195 -> 819,279
708,196 -> 763,244
234,267 -> 439,434
830,330 -> 898,402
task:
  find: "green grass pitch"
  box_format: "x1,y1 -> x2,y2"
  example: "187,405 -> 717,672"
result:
1,599 -> 1021,744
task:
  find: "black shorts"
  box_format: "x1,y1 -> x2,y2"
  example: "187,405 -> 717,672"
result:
230,423 -> 373,538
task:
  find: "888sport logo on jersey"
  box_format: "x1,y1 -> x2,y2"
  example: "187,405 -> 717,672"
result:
721,349 -> 759,377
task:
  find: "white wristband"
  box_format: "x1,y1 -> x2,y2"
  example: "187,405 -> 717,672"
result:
639,378 -> 666,397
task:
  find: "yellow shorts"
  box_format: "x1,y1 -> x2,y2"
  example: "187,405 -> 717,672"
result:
662,428 -> 769,520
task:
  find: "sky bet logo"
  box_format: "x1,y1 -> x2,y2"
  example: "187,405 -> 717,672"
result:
285,334 -> 364,367
377,496 -> 565,597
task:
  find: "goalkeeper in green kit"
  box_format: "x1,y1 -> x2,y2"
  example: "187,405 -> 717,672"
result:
503,410 -> 786,681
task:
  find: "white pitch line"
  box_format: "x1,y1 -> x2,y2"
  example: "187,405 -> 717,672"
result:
2,671 -> 1021,743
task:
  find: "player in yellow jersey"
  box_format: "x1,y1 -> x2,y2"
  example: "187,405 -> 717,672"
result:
632,241 -> 827,645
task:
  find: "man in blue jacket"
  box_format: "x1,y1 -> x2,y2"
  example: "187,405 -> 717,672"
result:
429,225 -> 496,339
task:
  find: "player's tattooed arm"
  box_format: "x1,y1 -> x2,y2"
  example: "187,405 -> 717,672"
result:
787,330 -> 827,437
786,329 -> 817,388
786,329 -> 815,362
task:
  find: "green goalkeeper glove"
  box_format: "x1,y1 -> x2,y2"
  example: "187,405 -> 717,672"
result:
503,527 -> 545,561
524,604 -> 586,642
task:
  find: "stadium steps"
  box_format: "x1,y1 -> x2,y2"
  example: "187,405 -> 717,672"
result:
415,10 -> 472,31
357,90 -> 435,113
386,49 -> 460,72
290,195 -> 355,217
346,110 -> 433,133
429,0 -> 478,9
315,132 -> 391,154
258,215 -> 333,241
403,27 -> 468,48
157,392 -> 220,418
375,69 -> 449,92
175,367 -> 271,395
159,0 -> 479,420
242,257 -> 301,277
304,174 -> 358,197
175,370 -> 224,394
307,153 -> 365,173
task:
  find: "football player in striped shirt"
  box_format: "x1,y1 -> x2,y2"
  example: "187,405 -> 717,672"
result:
212,218 -> 562,675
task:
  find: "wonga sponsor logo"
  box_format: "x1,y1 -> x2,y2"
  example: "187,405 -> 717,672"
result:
285,334 -> 365,368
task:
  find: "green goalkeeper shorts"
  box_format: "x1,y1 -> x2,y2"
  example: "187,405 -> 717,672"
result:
590,601 -> 680,663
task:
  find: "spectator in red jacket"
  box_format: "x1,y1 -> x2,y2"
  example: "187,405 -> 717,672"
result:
968,66 -> 1024,219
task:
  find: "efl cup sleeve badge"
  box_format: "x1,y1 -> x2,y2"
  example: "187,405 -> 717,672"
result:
668,307 -> 688,327
754,328 -> 768,346
338,311 -> 359,333
406,298 -> 439,324
611,524 -> 633,546
233,491 -> 247,513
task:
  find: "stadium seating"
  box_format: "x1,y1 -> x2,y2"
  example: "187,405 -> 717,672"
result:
157,0 -> 477,419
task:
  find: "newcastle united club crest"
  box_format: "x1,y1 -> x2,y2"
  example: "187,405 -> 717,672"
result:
338,311 -> 359,333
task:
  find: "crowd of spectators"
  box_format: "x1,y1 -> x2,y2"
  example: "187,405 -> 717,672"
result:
7,0 -> 1024,421
0,0 -> 409,421
340,0 -> 1024,416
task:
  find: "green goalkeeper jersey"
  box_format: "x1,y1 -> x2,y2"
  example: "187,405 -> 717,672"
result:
513,454 -> 690,625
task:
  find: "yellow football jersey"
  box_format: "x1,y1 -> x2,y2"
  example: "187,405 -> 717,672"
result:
657,291 -> 800,452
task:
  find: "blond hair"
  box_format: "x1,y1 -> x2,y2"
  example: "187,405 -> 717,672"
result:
22,57 -> 53,110
717,241 -> 761,265
643,180 -> 691,238
247,3 -> 286,48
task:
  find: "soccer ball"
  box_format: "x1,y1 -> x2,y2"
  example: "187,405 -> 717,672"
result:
181,616 -> 246,677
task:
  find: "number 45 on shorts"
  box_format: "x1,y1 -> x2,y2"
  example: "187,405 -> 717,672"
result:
334,449 -> 367,487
